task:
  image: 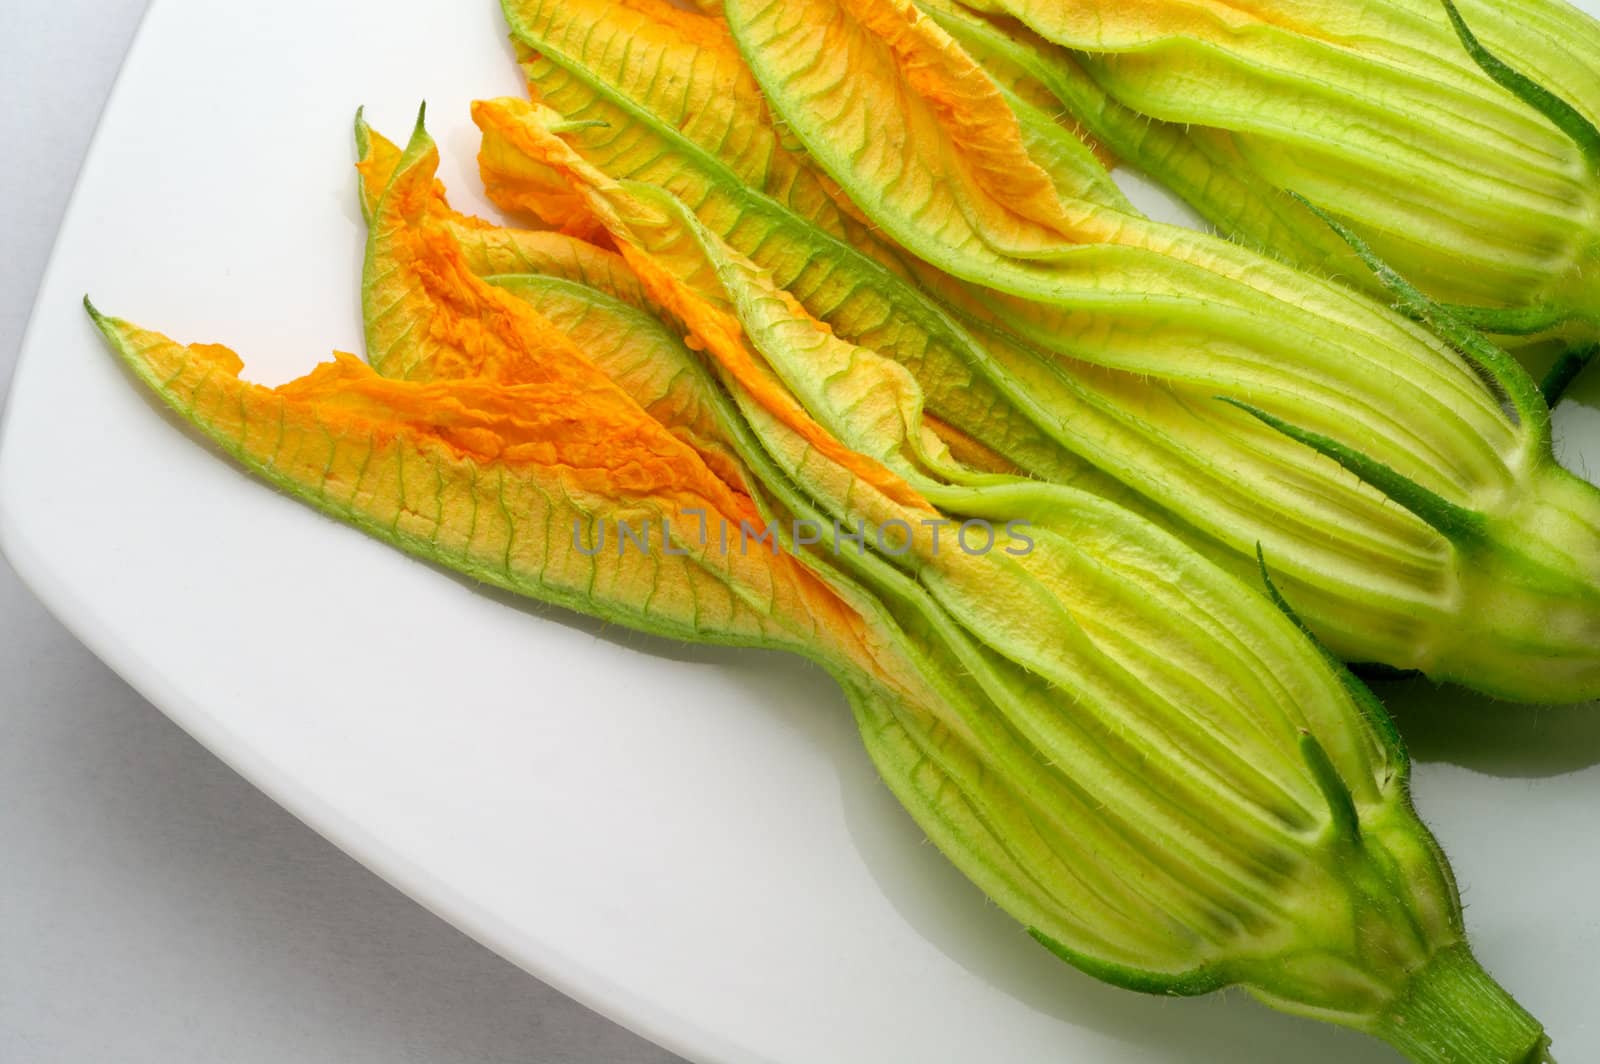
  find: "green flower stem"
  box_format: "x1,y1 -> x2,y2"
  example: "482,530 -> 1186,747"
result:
1370,944 -> 1551,1064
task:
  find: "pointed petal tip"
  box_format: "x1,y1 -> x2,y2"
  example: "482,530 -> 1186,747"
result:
353,106 -> 371,155
399,102 -> 435,158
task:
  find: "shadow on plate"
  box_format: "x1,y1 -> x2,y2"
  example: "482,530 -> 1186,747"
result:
1367,672 -> 1600,779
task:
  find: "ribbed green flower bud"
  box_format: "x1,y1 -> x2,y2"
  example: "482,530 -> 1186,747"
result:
497,120 -> 1551,1058
931,0 -> 1600,366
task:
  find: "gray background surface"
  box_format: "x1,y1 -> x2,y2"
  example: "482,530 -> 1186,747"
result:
0,2 -> 682,1060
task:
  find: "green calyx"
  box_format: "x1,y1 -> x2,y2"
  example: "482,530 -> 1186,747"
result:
1286,192 -> 1551,449
1218,396 -> 1489,547
1439,0 -> 1600,170
1540,344 -> 1599,406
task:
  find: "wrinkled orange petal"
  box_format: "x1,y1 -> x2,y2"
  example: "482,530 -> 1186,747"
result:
96,307 -> 916,679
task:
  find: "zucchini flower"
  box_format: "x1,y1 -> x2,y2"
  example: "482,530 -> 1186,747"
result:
88,300 -> 891,687
92,104 -> 1557,1060
484,113 -> 1553,1059
930,0 -> 1600,363
493,0 -> 1600,702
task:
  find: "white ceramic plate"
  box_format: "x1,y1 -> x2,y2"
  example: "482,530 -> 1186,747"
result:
4,1 -> 1599,1060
